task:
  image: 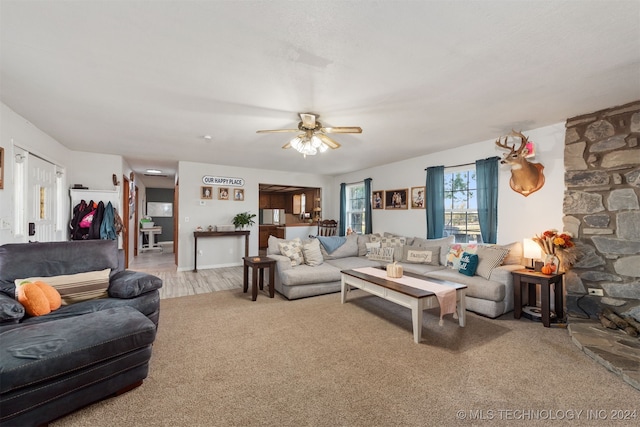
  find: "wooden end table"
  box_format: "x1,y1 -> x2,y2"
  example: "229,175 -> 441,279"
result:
243,256 -> 276,301
512,269 -> 565,327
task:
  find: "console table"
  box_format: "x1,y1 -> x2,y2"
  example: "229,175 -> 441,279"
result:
193,230 -> 250,272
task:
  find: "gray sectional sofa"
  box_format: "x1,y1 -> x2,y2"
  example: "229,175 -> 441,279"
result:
267,233 -> 524,319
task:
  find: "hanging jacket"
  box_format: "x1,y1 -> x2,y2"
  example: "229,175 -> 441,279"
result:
89,201 -> 105,239
100,202 -> 117,240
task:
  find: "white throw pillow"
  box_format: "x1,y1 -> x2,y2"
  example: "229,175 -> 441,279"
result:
365,241 -> 381,255
367,246 -> 395,263
401,246 -> 440,265
302,239 -> 324,267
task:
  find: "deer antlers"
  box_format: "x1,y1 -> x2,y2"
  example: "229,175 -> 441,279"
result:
495,130 -> 529,154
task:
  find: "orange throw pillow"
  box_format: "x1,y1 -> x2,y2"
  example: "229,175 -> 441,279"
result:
17,281 -> 62,317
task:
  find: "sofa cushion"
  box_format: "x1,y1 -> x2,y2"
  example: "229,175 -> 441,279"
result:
108,270 -> 163,299
401,245 -> 440,265
319,234 -> 358,259
425,269 -> 505,302
280,263 -> 342,286
325,256 -> 383,271
476,246 -> 510,280
398,262 -> 445,276
0,240 -> 118,282
357,234 -> 371,256
16,269 -> 111,306
500,241 -> 523,266
0,306 -> 156,395
302,239 -> 324,267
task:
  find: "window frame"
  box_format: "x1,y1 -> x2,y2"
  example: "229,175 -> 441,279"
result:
345,182 -> 366,234
443,166 -> 482,243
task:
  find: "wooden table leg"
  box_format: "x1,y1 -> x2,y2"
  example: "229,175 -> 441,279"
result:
259,267 -> 264,290
243,260 -> 249,293
541,282 -> 551,327
268,264 -> 275,298
513,275 -> 522,319
251,266 -> 258,301
554,279 -> 564,320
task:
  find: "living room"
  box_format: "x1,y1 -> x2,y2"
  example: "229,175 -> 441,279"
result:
1,1 -> 639,426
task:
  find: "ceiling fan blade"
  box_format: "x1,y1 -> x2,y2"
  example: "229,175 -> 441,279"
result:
299,113 -> 317,129
321,126 -> 362,134
316,133 -> 341,149
256,129 -> 299,133
281,141 -> 292,149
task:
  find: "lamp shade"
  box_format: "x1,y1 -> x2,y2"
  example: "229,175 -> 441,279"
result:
523,238 -> 542,260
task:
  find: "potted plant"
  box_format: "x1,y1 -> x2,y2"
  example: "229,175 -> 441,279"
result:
232,211 -> 256,230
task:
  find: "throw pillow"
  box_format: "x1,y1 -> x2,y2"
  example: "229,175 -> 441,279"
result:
357,234 -> 371,256
365,241 -> 381,256
16,268 -> 111,306
458,252 -> 479,277
376,236 -> 407,262
446,243 -> 479,269
401,246 -> 440,265
476,246 -> 510,280
413,235 -> 454,265
367,246 -> 395,263
278,238 -> 304,267
16,281 -> 62,317
302,239 -> 324,267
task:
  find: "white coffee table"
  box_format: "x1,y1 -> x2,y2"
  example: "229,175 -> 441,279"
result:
341,269 -> 466,343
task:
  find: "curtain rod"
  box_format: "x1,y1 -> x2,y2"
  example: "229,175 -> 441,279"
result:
341,178 -> 372,185
424,162 -> 474,170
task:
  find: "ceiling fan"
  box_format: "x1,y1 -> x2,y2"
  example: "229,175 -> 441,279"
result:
256,113 -> 362,157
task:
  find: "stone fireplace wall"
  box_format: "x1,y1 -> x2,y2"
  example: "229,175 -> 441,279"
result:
563,101 -> 640,321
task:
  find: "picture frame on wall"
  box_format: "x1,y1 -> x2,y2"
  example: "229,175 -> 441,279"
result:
372,190 -> 384,209
218,187 -> 229,200
234,188 -> 244,201
201,186 -> 213,199
385,189 -> 408,209
410,186 -> 425,209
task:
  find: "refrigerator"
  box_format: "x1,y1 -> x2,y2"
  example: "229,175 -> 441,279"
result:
259,209 -> 286,225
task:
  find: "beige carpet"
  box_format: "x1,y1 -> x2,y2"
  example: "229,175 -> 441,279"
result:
52,289 -> 638,426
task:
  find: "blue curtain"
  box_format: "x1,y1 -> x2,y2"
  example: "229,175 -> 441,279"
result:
426,166 -> 444,239
339,183 -> 346,236
364,178 -> 373,234
476,156 -> 500,244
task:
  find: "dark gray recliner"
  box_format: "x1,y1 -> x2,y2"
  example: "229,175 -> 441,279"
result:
0,240 -> 162,426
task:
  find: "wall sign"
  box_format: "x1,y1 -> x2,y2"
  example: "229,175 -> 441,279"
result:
202,175 -> 244,187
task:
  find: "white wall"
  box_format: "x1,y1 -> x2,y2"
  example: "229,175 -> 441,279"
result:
177,161 -> 334,271
0,103 -> 71,244
333,122 -> 566,245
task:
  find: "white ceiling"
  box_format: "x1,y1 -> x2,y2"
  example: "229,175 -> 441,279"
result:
1,1 -> 639,188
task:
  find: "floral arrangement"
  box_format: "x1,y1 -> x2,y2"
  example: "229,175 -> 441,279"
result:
532,229 -> 579,270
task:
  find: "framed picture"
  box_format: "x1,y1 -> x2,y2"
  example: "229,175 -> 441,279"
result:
410,186 -> 425,209
218,187 -> 229,200
201,186 -> 213,199
372,190 -> 384,209
0,147 -> 4,190
385,189 -> 408,209
234,188 -> 244,201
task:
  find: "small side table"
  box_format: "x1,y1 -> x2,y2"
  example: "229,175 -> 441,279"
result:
512,269 -> 565,327
243,256 -> 276,301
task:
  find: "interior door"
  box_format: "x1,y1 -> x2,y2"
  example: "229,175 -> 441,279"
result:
27,155 -> 57,242
122,175 -> 130,268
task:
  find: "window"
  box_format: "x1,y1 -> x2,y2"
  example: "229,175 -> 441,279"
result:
443,168 -> 481,243
345,182 -> 365,234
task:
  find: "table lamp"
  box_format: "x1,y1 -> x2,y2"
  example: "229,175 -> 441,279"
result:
523,238 -> 543,271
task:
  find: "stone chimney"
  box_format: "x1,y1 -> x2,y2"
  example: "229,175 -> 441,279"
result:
564,101 -> 640,321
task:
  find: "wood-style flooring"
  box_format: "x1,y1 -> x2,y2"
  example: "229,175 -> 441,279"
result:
129,250 -> 243,299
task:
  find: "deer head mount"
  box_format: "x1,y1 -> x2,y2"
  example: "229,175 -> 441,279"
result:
495,130 -> 545,197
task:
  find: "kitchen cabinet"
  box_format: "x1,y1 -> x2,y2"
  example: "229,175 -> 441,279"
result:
259,225 -> 284,248
259,193 -> 286,210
